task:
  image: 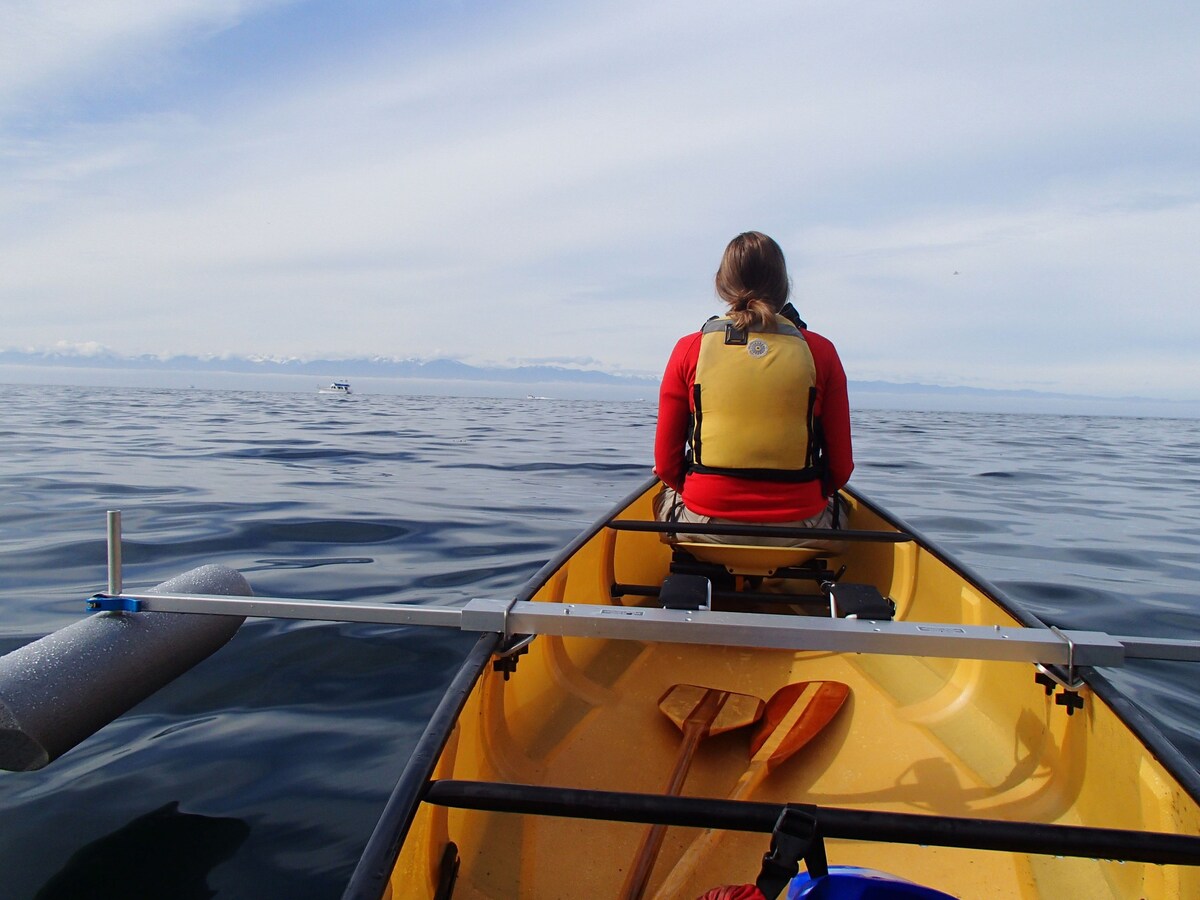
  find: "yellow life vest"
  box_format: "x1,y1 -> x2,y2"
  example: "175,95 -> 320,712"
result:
690,316 -> 822,482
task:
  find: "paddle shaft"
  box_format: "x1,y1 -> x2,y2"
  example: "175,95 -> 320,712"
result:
731,683 -> 818,801
619,689 -> 727,900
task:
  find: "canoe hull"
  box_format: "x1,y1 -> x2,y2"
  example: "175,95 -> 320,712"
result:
387,479 -> 1200,898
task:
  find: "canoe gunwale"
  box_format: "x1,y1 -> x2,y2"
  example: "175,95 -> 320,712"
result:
1082,664 -> 1200,806
342,632 -> 502,900
513,475 -> 660,603
842,485 -> 1043,631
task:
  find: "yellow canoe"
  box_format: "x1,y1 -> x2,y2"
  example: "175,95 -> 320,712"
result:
353,477 -> 1200,899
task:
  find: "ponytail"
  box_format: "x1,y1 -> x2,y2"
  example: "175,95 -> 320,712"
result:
726,298 -> 777,331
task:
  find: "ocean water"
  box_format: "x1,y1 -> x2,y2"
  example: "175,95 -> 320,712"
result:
1,383 -> 1199,898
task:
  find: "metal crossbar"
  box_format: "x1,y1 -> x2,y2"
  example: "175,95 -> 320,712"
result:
87,591 -> 1200,666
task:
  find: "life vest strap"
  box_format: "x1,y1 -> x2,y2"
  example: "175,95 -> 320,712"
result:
700,318 -> 803,339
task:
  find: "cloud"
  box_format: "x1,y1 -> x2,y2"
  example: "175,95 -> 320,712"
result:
0,1 -> 291,116
2,1 -> 1199,400
51,340 -> 111,357
795,178 -> 1200,396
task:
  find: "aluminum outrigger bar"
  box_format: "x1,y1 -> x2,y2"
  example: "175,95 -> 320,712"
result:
84,589 -> 1200,668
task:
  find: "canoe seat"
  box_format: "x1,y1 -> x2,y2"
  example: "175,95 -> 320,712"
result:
672,541 -> 823,577
660,545 -> 895,619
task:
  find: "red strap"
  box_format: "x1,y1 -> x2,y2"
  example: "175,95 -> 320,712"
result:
695,885 -> 767,900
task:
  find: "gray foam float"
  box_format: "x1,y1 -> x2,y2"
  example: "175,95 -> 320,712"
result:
0,564 -> 249,771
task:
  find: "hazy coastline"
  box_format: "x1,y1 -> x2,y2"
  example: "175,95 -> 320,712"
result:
4,361 -> 1196,419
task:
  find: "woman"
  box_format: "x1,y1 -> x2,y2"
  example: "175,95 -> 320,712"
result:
652,231 -> 853,545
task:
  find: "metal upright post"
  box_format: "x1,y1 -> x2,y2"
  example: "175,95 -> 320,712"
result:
106,510 -> 122,596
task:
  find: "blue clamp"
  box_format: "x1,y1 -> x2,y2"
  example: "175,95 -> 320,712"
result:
87,593 -> 141,612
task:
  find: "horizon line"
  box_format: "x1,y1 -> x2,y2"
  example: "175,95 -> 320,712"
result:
3,347 -> 1198,413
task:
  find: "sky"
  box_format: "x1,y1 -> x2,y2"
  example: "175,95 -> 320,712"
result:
2,0 -> 1199,402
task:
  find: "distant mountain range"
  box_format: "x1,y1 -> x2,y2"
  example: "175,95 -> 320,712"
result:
0,347 -> 657,387
0,346 -> 1135,399
4,347 -> 1194,416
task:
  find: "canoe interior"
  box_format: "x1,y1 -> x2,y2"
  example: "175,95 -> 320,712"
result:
390,482 -> 1200,899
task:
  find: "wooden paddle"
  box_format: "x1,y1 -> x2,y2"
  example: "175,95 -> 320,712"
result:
618,684 -> 765,900
649,680 -> 850,900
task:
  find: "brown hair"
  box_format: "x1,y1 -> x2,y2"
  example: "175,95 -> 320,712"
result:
714,231 -> 790,330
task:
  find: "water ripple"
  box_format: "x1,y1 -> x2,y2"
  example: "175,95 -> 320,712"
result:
2,385 -> 1199,898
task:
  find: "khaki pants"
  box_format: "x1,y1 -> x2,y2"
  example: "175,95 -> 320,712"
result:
652,486 -> 842,550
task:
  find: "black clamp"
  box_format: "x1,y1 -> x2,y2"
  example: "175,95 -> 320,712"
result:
1034,627 -> 1087,716
659,574 -> 712,610
1056,690 -> 1085,714
492,635 -> 532,681
1034,669 -> 1084,715
755,806 -> 827,899
823,582 -> 895,621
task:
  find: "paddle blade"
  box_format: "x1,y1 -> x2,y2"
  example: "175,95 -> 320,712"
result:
749,681 -> 849,770
657,684 -> 764,737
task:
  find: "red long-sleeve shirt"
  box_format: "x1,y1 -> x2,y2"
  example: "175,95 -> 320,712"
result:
653,326 -> 854,521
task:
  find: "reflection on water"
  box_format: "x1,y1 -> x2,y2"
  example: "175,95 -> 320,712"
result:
37,802 -> 248,900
